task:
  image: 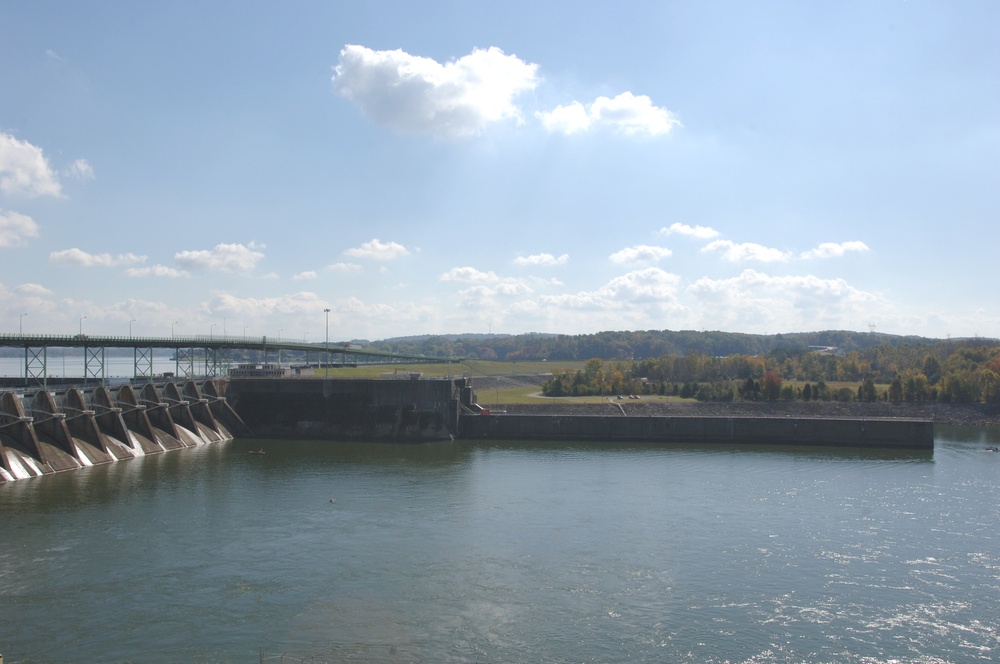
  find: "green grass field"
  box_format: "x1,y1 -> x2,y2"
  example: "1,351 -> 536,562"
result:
298,361 -> 884,405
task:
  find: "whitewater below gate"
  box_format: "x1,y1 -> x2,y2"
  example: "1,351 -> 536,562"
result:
1,425 -> 999,663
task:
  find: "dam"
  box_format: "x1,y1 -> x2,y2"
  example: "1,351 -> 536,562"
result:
1,377 -> 934,482
225,377 -> 934,450
0,380 -> 247,482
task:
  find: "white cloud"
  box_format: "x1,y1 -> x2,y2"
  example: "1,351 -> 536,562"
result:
602,268 -> 683,301
333,44 -> 539,138
442,266 -> 535,300
456,285 -> 496,308
14,283 -> 53,296
203,290 -> 328,318
536,101 -> 591,135
660,222 -> 719,239
199,291 -> 444,340
174,242 -> 265,273
440,266 -> 500,283
124,265 -> 189,278
0,133 -> 62,197
609,245 -> 673,264
344,239 -> 411,261
495,281 -> 532,296
326,262 -> 363,273
0,210 -> 40,247
514,252 -> 569,266
687,269 -> 883,331
50,248 -> 147,267
64,159 -> 95,180
800,241 -> 871,259
701,240 -> 791,263
293,271 -> 318,281
456,279 -> 534,307
538,92 -> 679,137
541,267 -> 682,309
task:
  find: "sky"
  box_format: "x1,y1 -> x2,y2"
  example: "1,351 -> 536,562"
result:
1,1 -> 998,343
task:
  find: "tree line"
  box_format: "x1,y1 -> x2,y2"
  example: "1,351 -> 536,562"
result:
368,329 -> 942,361
539,342 -> 1000,404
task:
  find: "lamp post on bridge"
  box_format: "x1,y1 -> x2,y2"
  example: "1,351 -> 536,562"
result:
130,319 -> 136,338
172,321 -> 180,377
324,308 -> 331,380
20,313 -> 27,381
79,316 -> 87,336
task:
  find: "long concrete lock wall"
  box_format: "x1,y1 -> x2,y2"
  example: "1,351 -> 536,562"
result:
459,413 -> 934,450
228,378 -> 932,450
0,380 -> 247,483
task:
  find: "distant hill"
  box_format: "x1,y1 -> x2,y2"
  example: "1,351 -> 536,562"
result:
366,329 -> 990,361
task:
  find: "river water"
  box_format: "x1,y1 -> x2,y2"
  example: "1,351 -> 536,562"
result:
2,427 -> 999,663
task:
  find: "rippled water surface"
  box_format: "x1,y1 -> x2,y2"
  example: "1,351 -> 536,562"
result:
2,427 -> 1000,663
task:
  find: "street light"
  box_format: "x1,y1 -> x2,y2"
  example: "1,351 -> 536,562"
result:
324,308 -> 331,379
79,316 -> 87,336
19,313 -> 26,335
130,319 -> 136,338
172,321 -> 178,338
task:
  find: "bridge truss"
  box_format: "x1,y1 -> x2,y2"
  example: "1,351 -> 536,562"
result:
1,333 -> 461,389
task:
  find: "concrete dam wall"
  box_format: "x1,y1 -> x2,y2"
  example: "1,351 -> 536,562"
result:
228,378 -> 933,450
226,377 -> 469,441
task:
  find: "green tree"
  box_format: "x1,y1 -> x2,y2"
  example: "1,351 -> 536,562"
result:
888,375 -> 903,402
858,378 -> 878,402
923,356 -> 943,385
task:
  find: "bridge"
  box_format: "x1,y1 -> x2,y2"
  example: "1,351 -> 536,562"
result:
0,333 -> 461,388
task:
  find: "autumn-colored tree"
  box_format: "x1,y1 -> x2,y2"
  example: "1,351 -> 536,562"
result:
762,372 -> 783,401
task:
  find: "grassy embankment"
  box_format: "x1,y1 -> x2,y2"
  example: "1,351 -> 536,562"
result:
302,360 -> 676,405
300,359 -> 594,405
299,361 -> 887,406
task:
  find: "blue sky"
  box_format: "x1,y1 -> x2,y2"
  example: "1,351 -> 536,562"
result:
2,1 -> 998,342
